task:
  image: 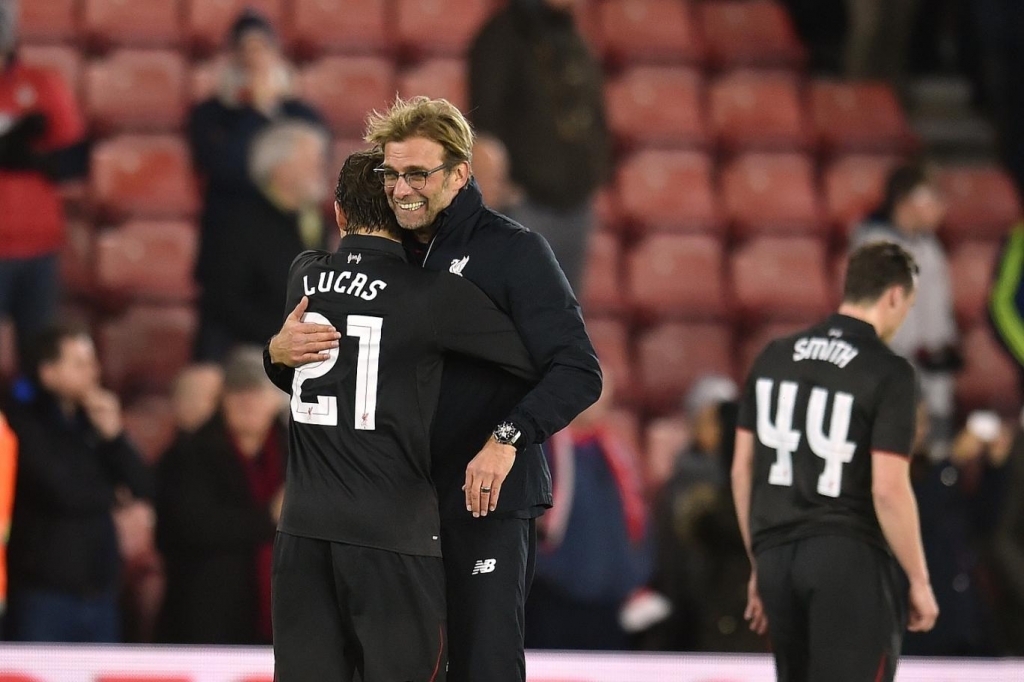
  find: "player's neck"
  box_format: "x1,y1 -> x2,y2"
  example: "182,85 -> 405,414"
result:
344,226 -> 402,244
836,303 -> 884,339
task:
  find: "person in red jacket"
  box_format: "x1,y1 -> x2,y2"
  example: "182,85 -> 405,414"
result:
0,1 -> 88,366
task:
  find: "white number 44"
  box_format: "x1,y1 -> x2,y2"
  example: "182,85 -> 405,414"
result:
755,379 -> 856,498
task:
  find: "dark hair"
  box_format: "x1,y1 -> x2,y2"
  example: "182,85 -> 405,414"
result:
880,164 -> 931,219
229,8 -> 276,47
334,150 -> 401,236
842,241 -> 919,304
24,323 -> 92,383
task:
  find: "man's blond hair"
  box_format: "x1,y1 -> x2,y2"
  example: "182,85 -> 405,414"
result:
364,96 -> 475,165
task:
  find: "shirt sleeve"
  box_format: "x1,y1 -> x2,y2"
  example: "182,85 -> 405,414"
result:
494,230 -> 603,448
429,274 -> 538,382
36,68 -> 86,150
871,358 -> 919,456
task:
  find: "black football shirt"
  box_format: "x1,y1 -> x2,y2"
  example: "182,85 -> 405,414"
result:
737,313 -> 918,553
275,235 -> 536,557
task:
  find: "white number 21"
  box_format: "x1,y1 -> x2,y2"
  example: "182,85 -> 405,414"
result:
755,379 -> 856,498
290,313 -> 382,430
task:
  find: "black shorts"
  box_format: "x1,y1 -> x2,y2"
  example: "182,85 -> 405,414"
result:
272,532 -> 447,682
756,535 -> 907,682
440,517 -> 536,682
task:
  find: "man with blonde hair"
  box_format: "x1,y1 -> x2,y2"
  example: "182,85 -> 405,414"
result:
330,95 -> 601,680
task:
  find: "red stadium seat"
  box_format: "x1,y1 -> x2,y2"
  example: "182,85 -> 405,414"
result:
85,50 -> 188,132
737,321 -> 809,378
60,221 -> 95,298
19,45 -> 83,97
626,234 -> 727,321
616,150 -> 723,235
580,232 -> 625,315
823,154 -> 901,233
593,187 -> 624,233
298,57 -> 395,137
331,138 -> 371,179
956,324 -> 1021,413
605,66 -> 708,151
731,237 -> 831,321
585,318 -> 635,401
95,220 -> 197,302
709,70 -> 809,153
189,58 -> 224,103
721,152 -> 824,238
123,395 -> 178,462
19,0 -> 78,43
938,166 -> 1023,242
949,240 -> 999,329
97,305 -> 197,394
636,322 -> 734,412
288,0 -> 388,57
397,59 -> 468,113
396,0 -> 493,59
597,0 -> 704,66
91,135 -> 199,220
698,0 -> 805,70
184,0 -> 285,55
82,0 -> 182,49
809,80 -> 916,155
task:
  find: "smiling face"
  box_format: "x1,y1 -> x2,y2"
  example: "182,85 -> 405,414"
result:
381,136 -> 469,242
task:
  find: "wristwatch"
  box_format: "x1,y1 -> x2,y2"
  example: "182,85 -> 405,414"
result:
493,421 -> 522,447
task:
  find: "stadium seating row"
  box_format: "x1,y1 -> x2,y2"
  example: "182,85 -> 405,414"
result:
22,0 -> 805,69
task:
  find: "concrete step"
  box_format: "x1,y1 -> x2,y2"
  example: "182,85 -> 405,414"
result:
909,76 -> 975,119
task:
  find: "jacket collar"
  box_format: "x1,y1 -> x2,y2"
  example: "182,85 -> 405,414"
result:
337,233 -> 408,262
425,177 -> 486,248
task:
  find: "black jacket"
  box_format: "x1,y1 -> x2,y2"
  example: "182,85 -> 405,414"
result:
468,1 -> 611,208
5,391 -> 152,597
410,179 -> 602,519
155,414 -> 284,644
198,189 -> 327,349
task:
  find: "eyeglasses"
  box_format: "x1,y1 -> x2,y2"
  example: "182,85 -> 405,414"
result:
374,164 -> 449,190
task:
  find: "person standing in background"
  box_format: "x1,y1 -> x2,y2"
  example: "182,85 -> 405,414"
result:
4,325 -> 152,643
0,0 -> 88,367
468,0 -> 611,290
188,8 -> 326,359
851,164 -> 960,452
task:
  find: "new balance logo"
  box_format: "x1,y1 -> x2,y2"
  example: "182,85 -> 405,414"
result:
449,255 -> 469,276
471,559 -> 497,575
348,253 -> 362,264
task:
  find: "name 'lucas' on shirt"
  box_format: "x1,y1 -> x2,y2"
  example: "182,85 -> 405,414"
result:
303,270 -> 388,302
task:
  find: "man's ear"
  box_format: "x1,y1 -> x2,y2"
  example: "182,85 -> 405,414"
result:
452,161 -> 471,190
334,202 -> 347,233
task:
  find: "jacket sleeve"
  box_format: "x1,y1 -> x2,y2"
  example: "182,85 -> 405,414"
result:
496,230 -> 603,447
989,225 -> 1024,367
97,433 -> 155,501
428,275 -> 538,382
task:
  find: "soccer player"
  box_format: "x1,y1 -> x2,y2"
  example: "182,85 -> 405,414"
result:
265,151 -> 537,681
732,242 -> 939,682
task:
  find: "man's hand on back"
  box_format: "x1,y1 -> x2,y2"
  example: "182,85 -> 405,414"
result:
463,437 -> 516,517
269,296 -> 341,367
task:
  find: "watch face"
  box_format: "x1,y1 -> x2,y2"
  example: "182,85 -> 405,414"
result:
495,423 -> 519,443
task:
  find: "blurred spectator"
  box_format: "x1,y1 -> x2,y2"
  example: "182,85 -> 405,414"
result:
989,221 -> 1024,397
4,325 -> 152,642
472,134 -> 520,214
0,408 -> 15,634
0,0 -> 88,367
905,405 -> 1007,656
780,0 -> 847,74
189,9 -> 326,357
170,363 -> 224,436
194,120 -> 330,361
468,0 -> 611,291
851,164 -> 960,450
525,374 -> 652,650
156,347 -> 285,645
644,376 -> 762,653
845,0 -> 921,100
